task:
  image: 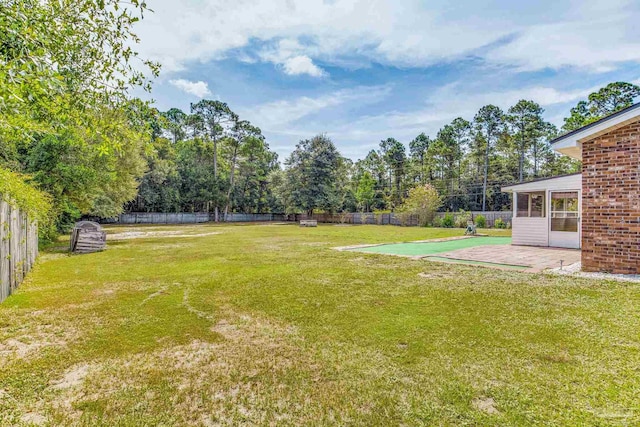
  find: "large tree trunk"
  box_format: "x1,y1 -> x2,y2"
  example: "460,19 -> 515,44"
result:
482,136 -> 489,212
518,127 -> 525,183
519,147 -> 524,183
257,181 -> 265,213
224,147 -> 239,220
213,135 -> 219,222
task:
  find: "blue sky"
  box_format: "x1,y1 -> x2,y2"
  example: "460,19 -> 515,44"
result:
134,0 -> 640,161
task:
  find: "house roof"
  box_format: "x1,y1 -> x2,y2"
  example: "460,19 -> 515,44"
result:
502,173 -> 582,192
550,102 -> 640,160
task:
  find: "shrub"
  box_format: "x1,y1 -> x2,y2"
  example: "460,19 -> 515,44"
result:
474,214 -> 486,228
0,167 -> 53,244
431,217 -> 442,227
441,213 -> 455,228
396,184 -> 442,227
455,210 -> 471,228
494,217 -> 507,229
0,168 -> 51,224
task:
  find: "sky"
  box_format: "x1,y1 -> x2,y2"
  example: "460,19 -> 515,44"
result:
132,0 -> 640,161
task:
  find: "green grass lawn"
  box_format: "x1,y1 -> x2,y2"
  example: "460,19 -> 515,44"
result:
1,223 -> 639,426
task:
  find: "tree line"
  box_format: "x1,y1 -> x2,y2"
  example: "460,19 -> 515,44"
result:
2,1 -> 639,242
349,81 -> 639,214
2,0 -> 160,241
128,101 -> 279,220
132,81 -> 638,217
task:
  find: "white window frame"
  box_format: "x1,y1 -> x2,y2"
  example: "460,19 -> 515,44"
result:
516,192 -> 545,218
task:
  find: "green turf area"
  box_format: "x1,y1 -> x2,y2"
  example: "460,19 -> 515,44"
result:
350,236 -> 513,256
1,224 -> 640,426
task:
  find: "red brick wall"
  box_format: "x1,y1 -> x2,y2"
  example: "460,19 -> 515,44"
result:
582,121 -> 640,274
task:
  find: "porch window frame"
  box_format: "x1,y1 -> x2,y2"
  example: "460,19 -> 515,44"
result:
550,191 -> 579,232
515,191 -> 546,218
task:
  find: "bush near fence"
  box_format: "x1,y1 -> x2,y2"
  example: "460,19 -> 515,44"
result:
438,211 -> 512,228
0,168 -> 50,303
298,211 -> 512,227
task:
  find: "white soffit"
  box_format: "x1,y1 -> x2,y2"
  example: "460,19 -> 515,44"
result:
550,103 -> 640,160
502,173 -> 582,193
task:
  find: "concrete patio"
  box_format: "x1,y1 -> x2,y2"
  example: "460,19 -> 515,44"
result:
430,244 -> 581,272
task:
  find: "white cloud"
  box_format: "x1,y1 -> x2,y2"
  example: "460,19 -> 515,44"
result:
135,0 -> 640,75
168,79 -> 212,98
425,84 -> 598,116
239,85 -> 391,129
282,55 -> 326,77
341,84 -> 598,136
137,1 -> 640,160
247,82 -> 605,160
485,13 -> 640,72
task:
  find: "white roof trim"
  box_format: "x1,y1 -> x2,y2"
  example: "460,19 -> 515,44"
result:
502,173 -> 582,193
550,104 -> 640,160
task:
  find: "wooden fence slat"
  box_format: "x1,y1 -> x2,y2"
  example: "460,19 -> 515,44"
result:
0,201 -> 8,302
0,200 -> 39,303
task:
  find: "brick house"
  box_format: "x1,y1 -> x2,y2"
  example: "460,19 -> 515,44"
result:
503,103 -> 640,274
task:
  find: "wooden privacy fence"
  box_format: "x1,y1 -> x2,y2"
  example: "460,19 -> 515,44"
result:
108,211 -> 512,227
115,212 -> 211,224
298,212 -> 413,226
111,212 -> 288,224
0,200 -> 38,303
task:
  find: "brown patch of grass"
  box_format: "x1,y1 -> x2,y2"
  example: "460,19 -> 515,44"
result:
107,229 -> 222,240
50,364 -> 90,390
472,396 -> 500,415
0,319 -> 78,359
541,350 -> 573,364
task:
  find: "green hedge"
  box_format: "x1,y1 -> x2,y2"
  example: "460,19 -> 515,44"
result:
0,167 -> 52,224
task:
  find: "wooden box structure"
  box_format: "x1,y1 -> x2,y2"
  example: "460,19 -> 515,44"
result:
299,220 -> 318,227
70,221 -> 107,254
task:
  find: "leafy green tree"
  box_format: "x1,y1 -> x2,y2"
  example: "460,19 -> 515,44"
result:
1,0 -> 158,239
163,108 -> 188,143
506,100 -> 545,182
190,100 -> 235,220
135,137 -> 182,212
359,150 -> 387,210
175,138 -> 218,212
224,120 -> 263,218
563,82 -> 640,131
1,0 -> 159,148
409,133 -> 431,183
355,171 -> 376,212
335,157 -> 356,212
428,118 -> 470,210
474,105 -> 504,211
532,122 -> 566,178
397,184 -> 442,226
266,168 -> 288,213
24,133 -> 98,231
23,105 -> 147,228
234,138 -> 278,213
379,137 -> 407,208
283,134 -> 343,216
539,122 -> 581,178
